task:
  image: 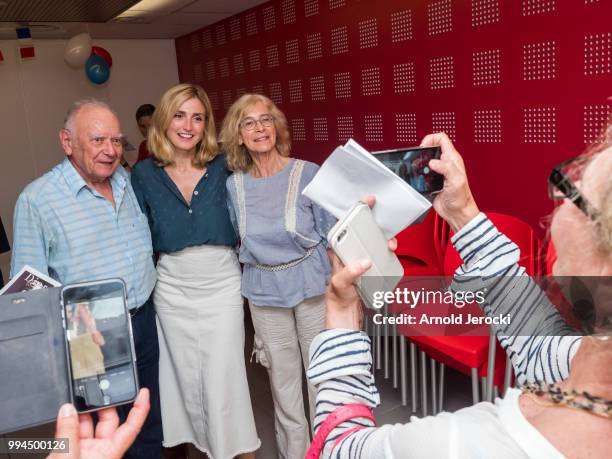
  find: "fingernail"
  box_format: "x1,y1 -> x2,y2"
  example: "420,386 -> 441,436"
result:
59,404 -> 77,417
359,259 -> 372,269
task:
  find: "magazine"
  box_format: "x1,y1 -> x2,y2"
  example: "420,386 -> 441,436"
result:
0,265 -> 61,295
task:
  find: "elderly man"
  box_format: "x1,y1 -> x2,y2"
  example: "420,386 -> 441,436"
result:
10,99 -> 161,458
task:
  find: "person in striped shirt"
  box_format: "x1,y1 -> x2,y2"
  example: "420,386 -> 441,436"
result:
306,132 -> 611,458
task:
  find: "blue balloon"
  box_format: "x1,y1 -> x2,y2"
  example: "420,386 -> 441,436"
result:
85,54 -> 110,85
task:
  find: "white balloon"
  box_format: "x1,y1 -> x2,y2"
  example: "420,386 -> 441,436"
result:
64,33 -> 92,68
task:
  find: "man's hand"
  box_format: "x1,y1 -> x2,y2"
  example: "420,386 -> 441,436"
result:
421,133 -> 480,232
48,388 -> 150,459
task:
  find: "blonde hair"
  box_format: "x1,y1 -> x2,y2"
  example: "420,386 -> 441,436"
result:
148,83 -> 218,167
220,94 -> 291,172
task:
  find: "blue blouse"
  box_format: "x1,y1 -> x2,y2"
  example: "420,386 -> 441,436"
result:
226,159 -> 336,308
131,155 -> 237,254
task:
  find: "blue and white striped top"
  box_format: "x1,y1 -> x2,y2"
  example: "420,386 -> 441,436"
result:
10,158 -> 156,310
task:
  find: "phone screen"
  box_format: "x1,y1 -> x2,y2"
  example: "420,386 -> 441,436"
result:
62,280 -> 137,412
373,146 -> 444,197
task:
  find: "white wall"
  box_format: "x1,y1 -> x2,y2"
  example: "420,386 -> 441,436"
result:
0,39 -> 179,279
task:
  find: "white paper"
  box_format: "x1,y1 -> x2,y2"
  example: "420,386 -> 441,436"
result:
303,139 -> 432,238
0,265 -> 61,296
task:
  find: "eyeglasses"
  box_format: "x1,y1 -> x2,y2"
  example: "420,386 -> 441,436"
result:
548,155 -> 599,219
239,114 -> 275,131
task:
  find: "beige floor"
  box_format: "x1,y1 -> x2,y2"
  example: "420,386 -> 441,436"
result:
2,324 -> 475,459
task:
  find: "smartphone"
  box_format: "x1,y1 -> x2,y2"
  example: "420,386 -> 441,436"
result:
328,202 -> 404,309
60,279 -> 138,413
373,146 -> 444,198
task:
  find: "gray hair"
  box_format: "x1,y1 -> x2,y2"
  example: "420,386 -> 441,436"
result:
63,98 -> 117,133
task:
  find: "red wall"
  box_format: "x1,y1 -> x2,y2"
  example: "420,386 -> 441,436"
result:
175,0 -> 612,232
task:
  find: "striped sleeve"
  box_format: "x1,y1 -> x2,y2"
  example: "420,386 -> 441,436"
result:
10,190 -> 52,278
450,213 -> 582,384
308,329 -> 388,458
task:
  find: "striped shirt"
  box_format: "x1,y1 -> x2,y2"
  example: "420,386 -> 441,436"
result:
10,158 -> 156,310
306,213 -> 580,458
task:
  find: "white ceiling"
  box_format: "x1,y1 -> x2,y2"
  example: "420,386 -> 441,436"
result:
0,0 -> 269,39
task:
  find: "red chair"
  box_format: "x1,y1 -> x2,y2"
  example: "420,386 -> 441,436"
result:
399,213 -> 540,412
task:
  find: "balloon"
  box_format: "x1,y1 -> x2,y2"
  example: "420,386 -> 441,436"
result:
85,55 -> 110,85
64,33 -> 92,68
91,46 -> 112,68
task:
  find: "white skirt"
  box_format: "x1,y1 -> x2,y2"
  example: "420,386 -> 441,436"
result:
155,245 -> 260,458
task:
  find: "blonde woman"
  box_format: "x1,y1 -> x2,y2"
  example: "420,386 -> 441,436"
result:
131,84 -> 259,459
220,94 -> 336,458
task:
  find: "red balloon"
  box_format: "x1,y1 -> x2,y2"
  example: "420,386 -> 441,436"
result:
91,46 -> 112,68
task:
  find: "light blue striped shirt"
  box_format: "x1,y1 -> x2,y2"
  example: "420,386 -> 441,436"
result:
10,158 -> 156,310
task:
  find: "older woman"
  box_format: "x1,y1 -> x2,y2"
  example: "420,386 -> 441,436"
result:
307,132 -> 611,458
131,84 -> 259,459
220,94 -> 336,458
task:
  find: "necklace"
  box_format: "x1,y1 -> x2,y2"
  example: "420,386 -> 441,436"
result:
521,382 -> 612,419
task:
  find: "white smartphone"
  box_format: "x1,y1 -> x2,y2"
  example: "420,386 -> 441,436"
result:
328,202 -> 404,309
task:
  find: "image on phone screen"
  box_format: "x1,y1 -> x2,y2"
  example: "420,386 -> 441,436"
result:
62,280 -> 137,412
373,146 -> 444,197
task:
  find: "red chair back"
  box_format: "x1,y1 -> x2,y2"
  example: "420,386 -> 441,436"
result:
395,210 -> 447,276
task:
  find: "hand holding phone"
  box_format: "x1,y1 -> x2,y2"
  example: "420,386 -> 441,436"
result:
328,202 -> 404,309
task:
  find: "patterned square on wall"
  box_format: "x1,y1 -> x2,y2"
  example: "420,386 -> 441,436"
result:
362,67 -> 381,96
218,57 -> 229,78
365,115 -> 384,142
329,0 -> 345,10
246,11 -> 258,36
430,56 -> 454,90
334,72 -> 352,98
331,26 -> 349,55
289,79 -> 303,103
310,76 -> 326,101
249,49 -> 261,71
395,113 -> 418,143
208,91 -> 219,111
285,39 -> 300,64
263,5 -> 277,30
230,18 -> 241,41
269,82 -> 283,104
523,41 -> 557,80
313,117 -> 329,141
584,33 -> 612,76
394,62 -> 416,93
337,116 -> 353,142
304,0 -> 319,17
282,0 -> 296,24
428,0 -> 453,36
252,84 -> 264,94
307,33 -> 323,60
206,60 -> 216,80
583,105 -> 612,143
233,54 -> 245,75
222,89 -> 233,109
474,109 -> 502,143
522,0 -> 556,16
432,112 -> 456,141
472,0 -> 500,27
235,87 -> 247,98
391,10 -> 412,42
266,45 -> 280,68
292,118 -> 306,141
190,33 -> 201,53
523,107 -> 557,143
202,29 -> 213,49
472,49 -> 501,86
359,19 -> 378,49
215,24 -> 226,46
